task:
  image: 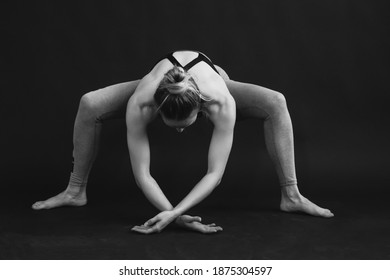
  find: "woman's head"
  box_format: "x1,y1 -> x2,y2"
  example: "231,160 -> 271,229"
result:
154,66 -> 202,123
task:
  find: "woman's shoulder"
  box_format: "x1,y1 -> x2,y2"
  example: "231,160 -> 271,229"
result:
127,72 -> 161,114
131,66 -> 166,100
203,91 -> 235,124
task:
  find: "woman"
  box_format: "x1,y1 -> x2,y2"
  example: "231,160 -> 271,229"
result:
32,50 -> 334,234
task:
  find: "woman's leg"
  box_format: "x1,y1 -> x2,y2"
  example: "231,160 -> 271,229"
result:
32,80 -> 140,210
224,79 -> 333,218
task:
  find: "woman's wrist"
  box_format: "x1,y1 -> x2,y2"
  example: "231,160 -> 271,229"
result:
171,208 -> 183,218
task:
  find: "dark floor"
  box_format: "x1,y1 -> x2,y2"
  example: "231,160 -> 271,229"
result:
1,183 -> 390,260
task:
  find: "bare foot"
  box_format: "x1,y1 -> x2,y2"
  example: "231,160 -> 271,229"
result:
280,193 -> 334,218
32,189 -> 87,210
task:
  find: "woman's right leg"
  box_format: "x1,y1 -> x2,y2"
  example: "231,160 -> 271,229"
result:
32,80 -> 140,210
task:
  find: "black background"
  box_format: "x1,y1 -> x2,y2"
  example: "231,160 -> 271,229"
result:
1,0 -> 390,252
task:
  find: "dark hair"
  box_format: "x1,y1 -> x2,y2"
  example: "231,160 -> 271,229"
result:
154,66 -> 203,120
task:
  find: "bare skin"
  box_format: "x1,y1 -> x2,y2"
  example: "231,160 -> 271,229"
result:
131,213 -> 223,234
32,186 -> 87,210
280,185 -> 334,218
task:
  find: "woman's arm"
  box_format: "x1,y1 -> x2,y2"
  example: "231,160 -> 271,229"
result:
126,77 -> 174,212
172,95 -> 236,216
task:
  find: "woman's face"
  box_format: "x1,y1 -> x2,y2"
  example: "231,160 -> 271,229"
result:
161,109 -> 199,133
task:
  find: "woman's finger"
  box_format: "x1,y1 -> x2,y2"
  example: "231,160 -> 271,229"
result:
131,225 -> 148,231
144,216 -> 158,226
134,224 -> 148,229
202,225 -> 223,234
131,225 -> 157,234
214,226 -> 223,231
131,223 -> 160,233
131,226 -> 146,233
202,227 -> 217,234
193,216 -> 202,222
180,215 -> 202,223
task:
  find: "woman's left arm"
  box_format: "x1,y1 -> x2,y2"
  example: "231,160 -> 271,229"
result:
172,94 -> 236,217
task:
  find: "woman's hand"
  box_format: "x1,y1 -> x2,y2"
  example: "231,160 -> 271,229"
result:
175,215 -> 223,234
131,210 -> 178,234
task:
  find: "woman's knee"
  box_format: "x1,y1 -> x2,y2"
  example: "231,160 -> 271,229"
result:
267,91 -> 288,114
78,91 -> 103,120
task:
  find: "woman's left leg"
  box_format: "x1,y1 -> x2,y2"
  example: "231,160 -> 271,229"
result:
223,77 -> 333,218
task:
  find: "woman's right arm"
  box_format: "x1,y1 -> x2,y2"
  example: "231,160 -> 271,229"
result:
125,79 -> 174,212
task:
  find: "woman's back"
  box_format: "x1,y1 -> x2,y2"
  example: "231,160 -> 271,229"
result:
131,50 -> 228,113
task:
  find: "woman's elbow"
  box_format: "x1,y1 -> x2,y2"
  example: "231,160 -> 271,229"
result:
134,177 -> 143,188
133,172 -> 151,189
212,173 -> 224,187
207,168 -> 225,187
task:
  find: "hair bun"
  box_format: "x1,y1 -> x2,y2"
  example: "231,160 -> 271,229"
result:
172,66 -> 187,83
154,65 -> 205,120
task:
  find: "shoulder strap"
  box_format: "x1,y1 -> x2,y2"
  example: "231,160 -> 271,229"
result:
183,54 -> 202,71
197,52 -> 219,73
166,51 -> 220,75
166,53 -> 183,68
